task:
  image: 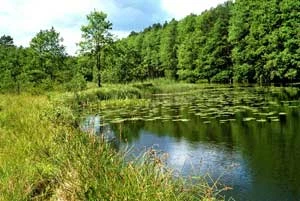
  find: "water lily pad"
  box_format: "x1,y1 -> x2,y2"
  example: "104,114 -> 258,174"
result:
145,118 -> 156,121
220,120 -> 229,123
128,117 -> 142,121
288,106 -> 298,108
195,113 -> 207,117
243,117 -> 256,122
111,119 -> 126,124
256,119 -> 267,122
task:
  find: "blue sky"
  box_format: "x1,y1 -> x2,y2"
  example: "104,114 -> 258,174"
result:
0,0 -> 226,54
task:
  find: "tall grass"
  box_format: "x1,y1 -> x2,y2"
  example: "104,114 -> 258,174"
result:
53,79 -> 214,109
0,95 -> 61,200
0,91 -> 226,200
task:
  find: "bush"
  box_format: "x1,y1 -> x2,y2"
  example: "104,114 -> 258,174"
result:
177,69 -> 198,83
65,73 -> 87,92
211,70 -> 232,83
101,68 -> 120,83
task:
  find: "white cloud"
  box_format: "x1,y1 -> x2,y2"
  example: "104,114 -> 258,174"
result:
0,0 -> 112,55
161,0 -> 228,19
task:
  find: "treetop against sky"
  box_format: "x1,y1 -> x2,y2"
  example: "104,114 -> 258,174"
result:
0,0 -> 226,54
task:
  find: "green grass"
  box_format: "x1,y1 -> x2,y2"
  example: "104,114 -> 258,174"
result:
52,79 -> 215,110
0,83 -> 227,200
0,95 -> 61,200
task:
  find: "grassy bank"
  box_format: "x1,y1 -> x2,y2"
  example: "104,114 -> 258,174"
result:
54,79 -> 214,108
0,83 -> 225,200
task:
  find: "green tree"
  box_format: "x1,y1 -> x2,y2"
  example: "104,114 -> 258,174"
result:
177,14 -> 198,82
264,0 -> 300,82
126,33 -> 144,80
0,36 -> 30,93
141,24 -> 163,79
30,27 -> 66,82
76,54 -> 95,82
229,0 -> 255,82
0,43 -> 17,91
0,35 -> 14,46
159,19 -> 178,79
79,10 -> 113,87
196,2 -> 233,83
229,0 -> 299,83
177,34 -> 198,82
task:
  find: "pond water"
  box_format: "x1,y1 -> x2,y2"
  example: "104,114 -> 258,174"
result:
82,85 -> 300,201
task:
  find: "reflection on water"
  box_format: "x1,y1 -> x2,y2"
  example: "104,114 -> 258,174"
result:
82,86 -> 300,201
81,115 -> 115,141
123,131 -> 251,187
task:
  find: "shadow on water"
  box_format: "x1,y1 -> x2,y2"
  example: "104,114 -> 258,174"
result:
82,85 -> 300,201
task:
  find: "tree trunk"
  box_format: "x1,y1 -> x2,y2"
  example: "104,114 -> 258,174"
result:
96,48 -> 101,87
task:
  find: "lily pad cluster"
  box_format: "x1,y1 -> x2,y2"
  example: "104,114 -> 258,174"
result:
83,86 -> 300,127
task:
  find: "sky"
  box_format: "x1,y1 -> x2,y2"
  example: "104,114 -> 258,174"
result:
0,0 -> 227,55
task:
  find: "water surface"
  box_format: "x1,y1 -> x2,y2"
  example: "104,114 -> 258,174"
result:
83,85 -> 300,201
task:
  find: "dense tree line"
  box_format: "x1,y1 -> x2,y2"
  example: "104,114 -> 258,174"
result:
0,29 -> 81,93
0,0 -> 299,92
101,2 -> 234,84
105,0 -> 299,84
229,0 -> 300,83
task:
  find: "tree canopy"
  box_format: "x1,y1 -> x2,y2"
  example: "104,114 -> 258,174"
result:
79,10 -> 113,87
0,0 -> 299,93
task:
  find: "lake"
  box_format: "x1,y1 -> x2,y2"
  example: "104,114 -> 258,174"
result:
82,85 -> 300,201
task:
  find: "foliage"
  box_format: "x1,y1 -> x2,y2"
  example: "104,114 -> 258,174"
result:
65,73 -> 87,92
0,35 -> 14,46
160,19 -> 178,79
30,27 -> 66,81
102,0 -> 298,84
0,28 -> 75,93
79,10 -> 113,87
229,0 -> 300,83
0,0 -> 299,93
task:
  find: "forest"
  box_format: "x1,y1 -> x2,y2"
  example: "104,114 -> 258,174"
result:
0,0 -> 299,93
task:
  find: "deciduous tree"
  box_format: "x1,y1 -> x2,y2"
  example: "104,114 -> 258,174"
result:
79,10 -> 113,87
